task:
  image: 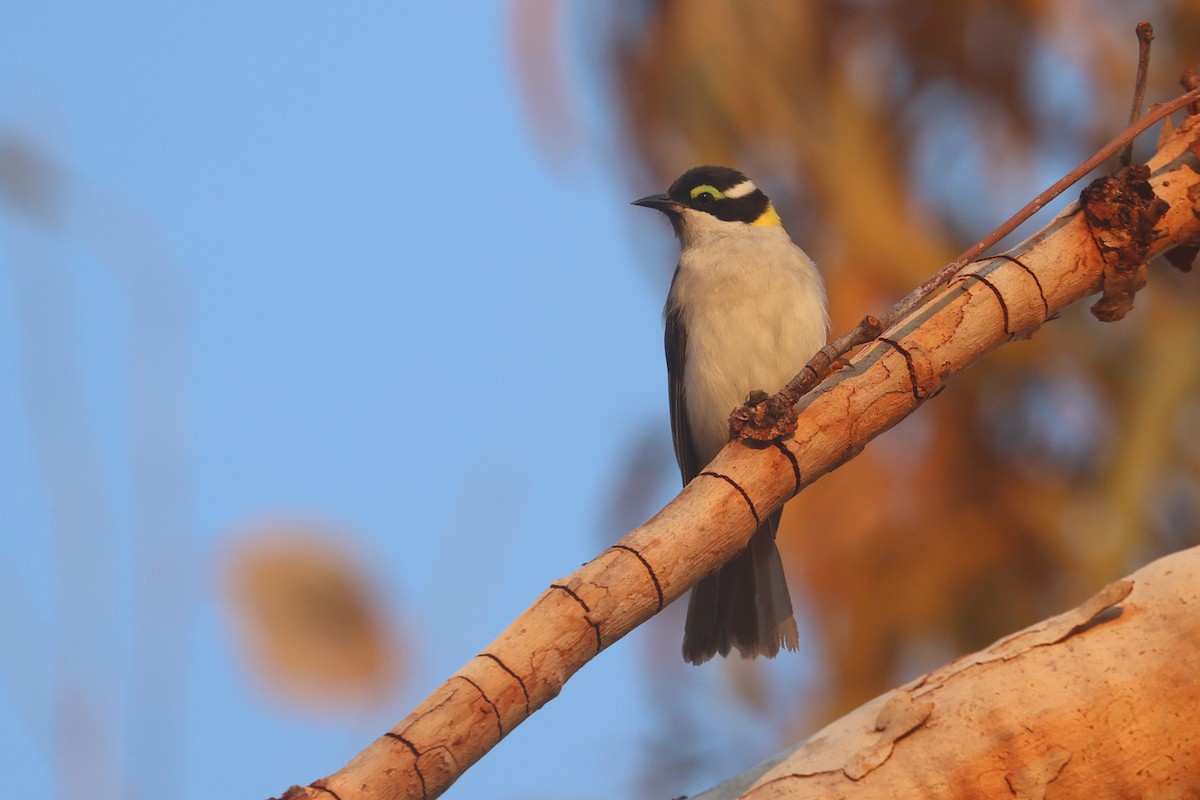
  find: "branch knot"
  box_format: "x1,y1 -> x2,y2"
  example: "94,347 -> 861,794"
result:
728,389 -> 799,444
1082,163 -> 1169,321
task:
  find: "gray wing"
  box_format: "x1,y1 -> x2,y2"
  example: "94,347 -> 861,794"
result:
665,298 -> 701,484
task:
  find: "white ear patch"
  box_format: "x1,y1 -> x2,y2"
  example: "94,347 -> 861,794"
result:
724,180 -> 757,199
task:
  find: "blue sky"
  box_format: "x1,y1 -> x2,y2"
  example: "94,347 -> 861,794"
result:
0,3 -> 737,798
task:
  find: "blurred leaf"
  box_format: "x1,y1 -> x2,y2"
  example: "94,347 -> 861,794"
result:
222,522 -> 406,714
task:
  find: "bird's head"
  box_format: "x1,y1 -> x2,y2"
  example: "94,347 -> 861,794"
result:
632,165 -> 782,245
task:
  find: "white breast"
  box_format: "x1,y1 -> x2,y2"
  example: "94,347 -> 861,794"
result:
666,225 -> 828,464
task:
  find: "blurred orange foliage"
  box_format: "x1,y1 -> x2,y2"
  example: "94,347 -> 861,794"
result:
514,0 -> 1200,789
222,522 -> 406,714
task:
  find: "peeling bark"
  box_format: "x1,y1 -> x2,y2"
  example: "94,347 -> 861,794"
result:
695,549 -> 1200,799
1082,164 -> 1168,320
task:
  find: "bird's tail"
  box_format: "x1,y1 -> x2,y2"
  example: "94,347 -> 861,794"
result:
681,510 -> 799,665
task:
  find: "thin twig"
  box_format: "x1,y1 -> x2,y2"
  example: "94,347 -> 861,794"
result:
1119,22 -> 1155,167
774,83 -> 1200,409
1182,69 -> 1200,116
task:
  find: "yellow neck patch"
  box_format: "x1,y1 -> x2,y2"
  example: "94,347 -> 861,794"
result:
752,202 -> 782,227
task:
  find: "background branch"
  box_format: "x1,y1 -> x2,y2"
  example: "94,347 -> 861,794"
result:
694,546 -> 1200,799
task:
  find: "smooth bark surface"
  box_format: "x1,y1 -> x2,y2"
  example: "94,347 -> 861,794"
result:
695,546 -> 1200,798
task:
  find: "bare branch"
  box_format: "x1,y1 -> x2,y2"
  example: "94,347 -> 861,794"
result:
274,100 -> 1200,800
1119,22 -> 1155,167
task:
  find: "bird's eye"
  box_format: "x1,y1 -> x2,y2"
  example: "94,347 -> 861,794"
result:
694,191 -> 716,205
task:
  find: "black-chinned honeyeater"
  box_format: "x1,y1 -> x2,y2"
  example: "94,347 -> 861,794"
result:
634,166 -> 828,665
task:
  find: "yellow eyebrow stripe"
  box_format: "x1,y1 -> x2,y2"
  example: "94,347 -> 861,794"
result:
689,184 -> 725,200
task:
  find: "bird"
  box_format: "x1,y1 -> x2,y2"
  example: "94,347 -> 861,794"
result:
633,165 -> 829,665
